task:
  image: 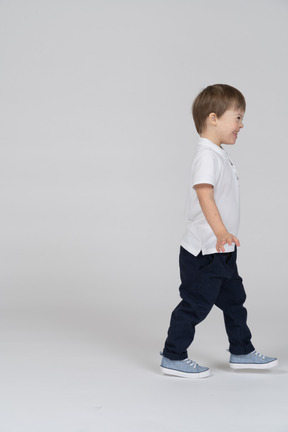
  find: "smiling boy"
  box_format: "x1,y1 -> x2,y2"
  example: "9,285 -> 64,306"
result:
160,84 -> 278,378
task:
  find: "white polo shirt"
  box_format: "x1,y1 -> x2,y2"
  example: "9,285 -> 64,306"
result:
180,138 -> 240,256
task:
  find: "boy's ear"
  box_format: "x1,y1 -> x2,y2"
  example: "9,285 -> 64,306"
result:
208,113 -> 217,126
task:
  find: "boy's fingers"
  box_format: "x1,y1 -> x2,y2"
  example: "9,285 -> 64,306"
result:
217,243 -> 224,253
217,235 -> 240,252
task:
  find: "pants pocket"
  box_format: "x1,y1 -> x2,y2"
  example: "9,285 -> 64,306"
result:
199,253 -> 215,271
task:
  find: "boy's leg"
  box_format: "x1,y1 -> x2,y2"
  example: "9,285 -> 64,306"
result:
214,250 -> 255,355
163,247 -> 222,360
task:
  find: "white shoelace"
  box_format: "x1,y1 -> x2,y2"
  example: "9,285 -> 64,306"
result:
183,358 -> 197,369
253,351 -> 266,359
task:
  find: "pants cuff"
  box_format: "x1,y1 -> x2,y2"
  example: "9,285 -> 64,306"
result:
229,342 -> 255,355
162,348 -> 188,361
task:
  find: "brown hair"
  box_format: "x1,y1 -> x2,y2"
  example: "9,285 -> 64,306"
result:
192,84 -> 246,134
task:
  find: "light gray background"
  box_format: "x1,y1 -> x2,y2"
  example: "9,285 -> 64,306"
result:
0,1 -> 287,431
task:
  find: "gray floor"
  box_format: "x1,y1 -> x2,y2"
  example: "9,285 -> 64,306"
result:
0,307 -> 287,432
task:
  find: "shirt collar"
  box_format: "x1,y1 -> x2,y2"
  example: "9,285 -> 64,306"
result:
198,137 -> 229,159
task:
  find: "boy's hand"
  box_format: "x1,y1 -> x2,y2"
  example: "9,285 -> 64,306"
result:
216,232 -> 240,253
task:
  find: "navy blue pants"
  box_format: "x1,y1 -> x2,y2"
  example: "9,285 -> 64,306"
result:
163,246 -> 254,360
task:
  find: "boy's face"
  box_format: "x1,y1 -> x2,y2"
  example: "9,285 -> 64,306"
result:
213,108 -> 245,146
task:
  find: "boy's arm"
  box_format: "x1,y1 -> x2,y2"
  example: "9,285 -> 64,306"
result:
194,184 -> 240,253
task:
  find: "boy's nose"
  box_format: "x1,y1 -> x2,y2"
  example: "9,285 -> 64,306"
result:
240,121 -> 244,128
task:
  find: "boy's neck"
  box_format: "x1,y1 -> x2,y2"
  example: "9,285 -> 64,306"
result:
200,133 -> 222,147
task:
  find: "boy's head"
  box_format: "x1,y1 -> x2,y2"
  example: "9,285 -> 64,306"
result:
192,84 -> 246,135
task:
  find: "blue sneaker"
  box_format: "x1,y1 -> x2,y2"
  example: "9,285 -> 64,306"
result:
229,350 -> 278,369
160,353 -> 210,378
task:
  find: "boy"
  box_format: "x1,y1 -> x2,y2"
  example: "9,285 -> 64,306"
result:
161,84 -> 278,378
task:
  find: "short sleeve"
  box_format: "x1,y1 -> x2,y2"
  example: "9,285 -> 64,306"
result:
191,150 -> 221,188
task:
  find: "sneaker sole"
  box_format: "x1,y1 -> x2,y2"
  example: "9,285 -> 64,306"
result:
160,366 -> 210,379
229,359 -> 278,370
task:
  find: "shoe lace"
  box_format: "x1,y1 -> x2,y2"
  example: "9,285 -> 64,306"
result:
183,358 -> 197,369
253,351 -> 266,359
